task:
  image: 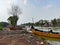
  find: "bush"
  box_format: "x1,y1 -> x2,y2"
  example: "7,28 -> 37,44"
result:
0,26 -> 3,30
0,24 -> 4,30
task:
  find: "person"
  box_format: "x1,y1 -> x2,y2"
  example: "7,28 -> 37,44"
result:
31,26 -> 34,29
50,29 -> 52,33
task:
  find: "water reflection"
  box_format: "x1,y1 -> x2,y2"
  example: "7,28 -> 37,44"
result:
37,34 -> 60,45
47,40 -> 60,45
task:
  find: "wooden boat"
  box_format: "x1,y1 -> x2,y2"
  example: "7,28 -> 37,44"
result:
31,28 -> 60,38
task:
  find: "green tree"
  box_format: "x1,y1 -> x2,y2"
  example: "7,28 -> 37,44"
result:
51,18 -> 57,27
0,22 -> 9,27
56,18 -> 60,26
8,16 -> 18,27
8,5 -> 22,27
0,23 -> 4,30
0,22 -> 9,30
35,22 -> 40,26
39,20 -> 44,27
44,20 -> 49,27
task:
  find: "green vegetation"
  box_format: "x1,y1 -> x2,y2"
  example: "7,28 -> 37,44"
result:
51,18 -> 58,27
0,23 -> 4,30
0,22 -> 9,30
8,16 -> 18,27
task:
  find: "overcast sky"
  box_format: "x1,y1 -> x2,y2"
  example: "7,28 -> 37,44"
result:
0,0 -> 60,25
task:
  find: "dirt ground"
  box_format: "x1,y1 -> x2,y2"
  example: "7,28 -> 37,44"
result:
0,30 -> 51,45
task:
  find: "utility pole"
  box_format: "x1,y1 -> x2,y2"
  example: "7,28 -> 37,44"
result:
32,17 -> 34,23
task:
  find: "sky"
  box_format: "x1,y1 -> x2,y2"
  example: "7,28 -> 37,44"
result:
0,0 -> 60,25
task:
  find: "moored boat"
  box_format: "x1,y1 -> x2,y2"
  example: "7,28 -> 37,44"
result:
31,28 -> 60,38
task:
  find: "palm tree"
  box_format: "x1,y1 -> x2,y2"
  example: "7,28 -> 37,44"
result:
57,18 -> 60,26
44,20 -> 49,27
51,18 -> 57,27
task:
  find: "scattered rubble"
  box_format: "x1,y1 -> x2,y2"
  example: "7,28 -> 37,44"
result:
0,30 -> 51,45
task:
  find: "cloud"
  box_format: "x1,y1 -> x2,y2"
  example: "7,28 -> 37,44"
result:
23,0 -> 28,5
43,5 -> 52,9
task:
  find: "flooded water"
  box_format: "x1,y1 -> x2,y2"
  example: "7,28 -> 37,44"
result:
47,41 -> 60,45
38,36 -> 60,45
34,27 -> 60,45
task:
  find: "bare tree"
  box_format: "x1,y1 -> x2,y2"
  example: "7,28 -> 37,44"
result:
9,5 -> 22,16
8,5 -> 22,27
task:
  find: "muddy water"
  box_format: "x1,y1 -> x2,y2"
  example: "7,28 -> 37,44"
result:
36,27 -> 60,45
38,36 -> 60,45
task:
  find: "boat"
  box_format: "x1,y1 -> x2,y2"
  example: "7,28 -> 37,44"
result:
31,28 -> 60,38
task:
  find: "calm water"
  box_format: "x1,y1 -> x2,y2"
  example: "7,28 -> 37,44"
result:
34,26 -> 60,45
